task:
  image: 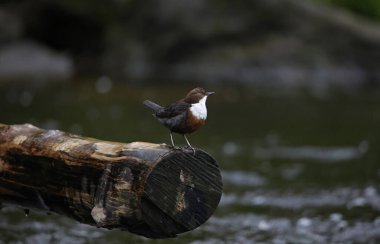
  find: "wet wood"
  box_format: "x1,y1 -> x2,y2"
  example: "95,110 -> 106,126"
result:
0,123 -> 222,238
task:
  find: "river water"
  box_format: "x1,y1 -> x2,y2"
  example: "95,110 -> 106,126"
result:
0,81 -> 379,243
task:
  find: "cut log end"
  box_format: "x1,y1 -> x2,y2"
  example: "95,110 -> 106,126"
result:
140,149 -> 222,238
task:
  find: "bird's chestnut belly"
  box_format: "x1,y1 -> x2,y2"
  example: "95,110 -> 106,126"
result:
170,111 -> 205,134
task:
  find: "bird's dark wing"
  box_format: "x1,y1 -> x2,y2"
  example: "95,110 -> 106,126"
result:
155,101 -> 191,118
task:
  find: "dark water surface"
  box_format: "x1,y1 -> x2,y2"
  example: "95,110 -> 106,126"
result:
0,81 -> 380,243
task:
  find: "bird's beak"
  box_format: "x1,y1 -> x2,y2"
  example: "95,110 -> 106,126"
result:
206,91 -> 215,96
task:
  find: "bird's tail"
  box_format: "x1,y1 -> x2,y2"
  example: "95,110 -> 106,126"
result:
143,100 -> 162,113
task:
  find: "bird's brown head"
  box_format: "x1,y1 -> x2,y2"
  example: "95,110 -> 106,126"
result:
184,87 -> 215,104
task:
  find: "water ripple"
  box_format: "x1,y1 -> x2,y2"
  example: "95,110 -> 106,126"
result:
220,186 -> 380,210
192,213 -> 380,243
253,141 -> 369,162
222,170 -> 267,187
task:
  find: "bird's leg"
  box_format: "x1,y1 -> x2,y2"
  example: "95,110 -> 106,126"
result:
183,134 -> 196,155
169,131 -> 180,150
170,131 -> 175,147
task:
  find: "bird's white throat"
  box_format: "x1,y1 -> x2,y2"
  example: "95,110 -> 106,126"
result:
190,96 -> 208,120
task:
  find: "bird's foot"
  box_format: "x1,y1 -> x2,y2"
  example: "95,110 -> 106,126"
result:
185,146 -> 196,155
168,144 -> 196,155
169,145 -> 182,150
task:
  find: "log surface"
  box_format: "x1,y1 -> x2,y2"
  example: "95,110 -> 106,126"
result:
0,123 -> 222,238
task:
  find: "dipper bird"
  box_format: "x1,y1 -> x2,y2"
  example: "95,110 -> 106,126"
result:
143,87 -> 214,152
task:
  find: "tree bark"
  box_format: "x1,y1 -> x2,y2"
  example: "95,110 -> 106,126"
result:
0,123 -> 222,238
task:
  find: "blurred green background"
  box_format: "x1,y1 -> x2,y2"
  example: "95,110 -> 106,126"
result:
1,0 -> 380,243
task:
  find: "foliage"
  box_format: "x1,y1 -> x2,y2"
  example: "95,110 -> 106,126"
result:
315,0 -> 380,20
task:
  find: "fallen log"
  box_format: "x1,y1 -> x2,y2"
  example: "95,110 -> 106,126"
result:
0,123 -> 222,238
